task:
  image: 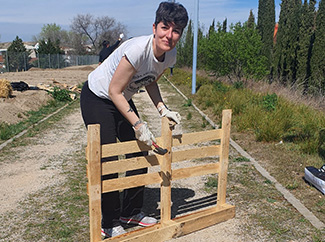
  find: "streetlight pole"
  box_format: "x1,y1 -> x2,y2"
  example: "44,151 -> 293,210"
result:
192,0 -> 199,94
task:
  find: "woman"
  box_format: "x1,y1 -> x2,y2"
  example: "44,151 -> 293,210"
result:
80,1 -> 188,238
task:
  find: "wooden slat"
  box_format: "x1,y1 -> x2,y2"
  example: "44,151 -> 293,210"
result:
105,204 -> 235,242
101,140 -> 151,158
160,117 -> 173,225
100,129 -> 221,158
172,145 -> 220,163
102,172 -> 162,193
100,145 -> 220,175
86,124 -> 102,242
101,155 -> 162,175
172,129 -> 222,147
217,109 -> 232,206
172,163 -> 220,181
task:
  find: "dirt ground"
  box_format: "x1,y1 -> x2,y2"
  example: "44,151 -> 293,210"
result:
0,65 -> 96,124
0,66 -> 322,241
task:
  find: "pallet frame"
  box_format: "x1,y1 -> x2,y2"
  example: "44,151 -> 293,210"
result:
86,109 -> 235,242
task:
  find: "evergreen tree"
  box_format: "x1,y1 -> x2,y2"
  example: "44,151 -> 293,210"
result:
273,0 -> 301,86
257,0 -> 275,72
297,0 -> 316,94
182,20 -> 193,67
247,9 -> 256,29
37,39 -> 65,69
222,18 -> 227,32
208,19 -> 216,37
7,36 -> 31,72
311,0 -> 325,95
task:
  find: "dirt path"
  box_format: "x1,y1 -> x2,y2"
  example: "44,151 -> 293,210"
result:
0,108 -> 86,215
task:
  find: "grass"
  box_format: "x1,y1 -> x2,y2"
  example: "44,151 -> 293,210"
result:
167,68 -> 325,157
0,97 -> 73,143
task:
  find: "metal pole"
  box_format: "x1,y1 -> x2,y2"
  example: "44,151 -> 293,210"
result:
6,50 -> 9,72
192,0 -> 199,94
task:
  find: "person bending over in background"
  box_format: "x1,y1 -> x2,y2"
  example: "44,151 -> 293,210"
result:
98,33 -> 124,64
80,1 -> 188,239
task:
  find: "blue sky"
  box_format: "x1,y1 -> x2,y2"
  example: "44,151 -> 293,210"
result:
0,0 -> 281,43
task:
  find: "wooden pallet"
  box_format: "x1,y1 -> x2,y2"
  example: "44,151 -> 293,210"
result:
86,109 -> 235,242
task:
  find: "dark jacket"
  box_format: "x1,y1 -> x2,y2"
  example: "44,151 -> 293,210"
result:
99,40 -> 121,63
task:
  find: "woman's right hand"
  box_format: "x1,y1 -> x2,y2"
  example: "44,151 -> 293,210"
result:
133,122 -> 156,146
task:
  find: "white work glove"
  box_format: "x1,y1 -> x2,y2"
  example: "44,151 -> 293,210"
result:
134,121 -> 156,146
119,33 -> 124,39
160,107 -> 181,124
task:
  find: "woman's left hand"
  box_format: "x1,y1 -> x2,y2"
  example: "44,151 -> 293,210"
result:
160,109 -> 181,124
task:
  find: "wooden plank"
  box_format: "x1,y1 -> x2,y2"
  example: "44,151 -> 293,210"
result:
172,129 -> 222,147
105,204 -> 235,242
87,124 -> 102,242
102,172 -> 162,193
100,129 -> 221,157
101,140 -> 151,158
172,163 -> 220,181
175,203 -> 235,236
217,109 -> 232,206
172,145 -> 220,163
160,117 -> 173,225
101,155 -> 161,175
101,145 -> 219,176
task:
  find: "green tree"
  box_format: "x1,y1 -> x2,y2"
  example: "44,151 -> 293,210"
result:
33,23 -> 69,46
208,19 -> 216,37
247,9 -> 255,29
222,18 -> 227,32
201,22 -> 268,80
297,0 -> 316,94
311,0 -> 325,95
257,0 -> 275,72
178,20 -> 193,67
273,0 -> 301,86
36,39 -> 65,69
7,36 -> 31,72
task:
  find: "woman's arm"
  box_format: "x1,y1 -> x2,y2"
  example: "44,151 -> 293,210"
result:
145,73 -> 166,116
145,73 -> 181,124
109,56 -> 141,127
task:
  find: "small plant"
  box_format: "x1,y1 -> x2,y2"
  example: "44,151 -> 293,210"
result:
183,99 -> 192,107
186,112 -> 192,120
233,156 -> 250,162
204,176 -> 218,192
233,81 -> 244,89
50,87 -> 72,102
286,180 -> 299,190
262,93 -> 278,111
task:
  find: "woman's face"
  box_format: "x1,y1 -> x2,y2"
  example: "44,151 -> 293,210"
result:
153,22 -> 182,54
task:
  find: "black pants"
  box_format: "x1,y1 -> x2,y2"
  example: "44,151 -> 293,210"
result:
80,81 -> 147,228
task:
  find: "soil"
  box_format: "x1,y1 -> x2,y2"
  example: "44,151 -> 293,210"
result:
0,66 -> 322,241
0,65 -> 96,124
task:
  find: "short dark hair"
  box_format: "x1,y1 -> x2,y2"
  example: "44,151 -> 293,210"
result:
155,2 -> 188,30
102,40 -> 110,47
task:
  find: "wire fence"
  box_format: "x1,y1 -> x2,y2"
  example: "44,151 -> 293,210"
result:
0,51 -> 98,73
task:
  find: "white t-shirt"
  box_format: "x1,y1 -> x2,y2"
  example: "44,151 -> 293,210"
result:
88,34 -> 177,101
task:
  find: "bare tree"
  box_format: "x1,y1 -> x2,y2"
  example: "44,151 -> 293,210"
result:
70,14 -> 127,53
